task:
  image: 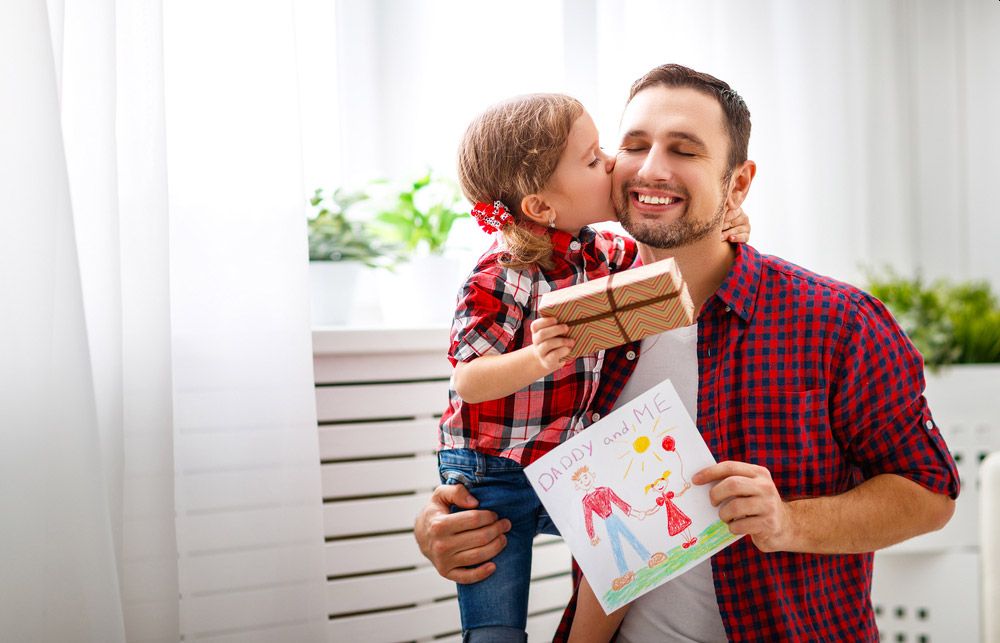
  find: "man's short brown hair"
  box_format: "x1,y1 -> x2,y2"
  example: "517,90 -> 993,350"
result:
628,64 -> 751,171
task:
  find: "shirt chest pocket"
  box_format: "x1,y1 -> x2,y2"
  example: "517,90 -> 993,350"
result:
738,388 -> 845,496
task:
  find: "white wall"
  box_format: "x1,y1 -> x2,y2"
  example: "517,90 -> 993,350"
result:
304,0 -> 1000,291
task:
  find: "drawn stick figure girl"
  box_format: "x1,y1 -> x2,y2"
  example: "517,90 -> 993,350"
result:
645,470 -> 698,549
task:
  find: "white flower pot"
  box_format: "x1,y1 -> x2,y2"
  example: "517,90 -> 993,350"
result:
309,261 -> 362,326
377,255 -> 465,327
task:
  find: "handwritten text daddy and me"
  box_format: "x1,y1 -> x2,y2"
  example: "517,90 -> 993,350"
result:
534,391 -> 673,493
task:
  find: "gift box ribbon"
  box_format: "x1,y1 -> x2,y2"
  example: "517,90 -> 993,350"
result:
563,273 -> 682,343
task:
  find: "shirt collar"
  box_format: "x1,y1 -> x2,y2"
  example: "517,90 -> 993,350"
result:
525,222 -> 596,257
711,243 -> 762,322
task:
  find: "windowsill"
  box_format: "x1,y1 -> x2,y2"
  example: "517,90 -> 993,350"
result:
311,325 -> 449,355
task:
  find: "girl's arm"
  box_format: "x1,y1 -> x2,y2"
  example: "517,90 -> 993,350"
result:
567,576 -> 630,643
452,317 -> 573,404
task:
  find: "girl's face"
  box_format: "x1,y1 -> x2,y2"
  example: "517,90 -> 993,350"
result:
538,111 -> 616,236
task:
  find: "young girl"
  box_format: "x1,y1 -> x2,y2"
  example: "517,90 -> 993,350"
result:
437,93 -> 749,642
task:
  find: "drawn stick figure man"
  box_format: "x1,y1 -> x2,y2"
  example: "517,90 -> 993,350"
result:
573,466 -> 667,590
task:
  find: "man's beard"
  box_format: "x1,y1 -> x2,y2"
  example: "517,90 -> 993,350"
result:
614,178 -> 728,249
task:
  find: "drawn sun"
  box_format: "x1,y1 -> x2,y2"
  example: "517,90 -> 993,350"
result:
615,417 -> 677,480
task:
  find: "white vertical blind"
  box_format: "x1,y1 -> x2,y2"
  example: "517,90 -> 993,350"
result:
116,0 -> 180,640
3,1 -> 328,641
0,1 -> 126,641
164,2 -> 327,641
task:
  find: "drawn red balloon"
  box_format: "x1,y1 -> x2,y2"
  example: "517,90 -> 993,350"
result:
661,436 -> 676,451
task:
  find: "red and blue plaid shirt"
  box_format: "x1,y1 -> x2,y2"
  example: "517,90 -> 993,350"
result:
554,243 -> 960,642
439,225 -> 638,465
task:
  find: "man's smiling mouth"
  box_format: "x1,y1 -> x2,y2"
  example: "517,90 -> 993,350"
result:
635,194 -> 681,205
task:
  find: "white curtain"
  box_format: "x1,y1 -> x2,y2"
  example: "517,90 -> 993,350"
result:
335,0 -> 1000,289
1,1 -> 327,641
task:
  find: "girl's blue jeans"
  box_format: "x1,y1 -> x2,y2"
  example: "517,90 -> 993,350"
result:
437,448 -> 560,643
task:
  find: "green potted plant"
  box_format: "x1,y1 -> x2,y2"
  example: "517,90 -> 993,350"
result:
865,270 -> 1000,367
367,172 -> 469,257
364,172 -> 471,325
308,187 -> 388,265
307,187 -> 389,326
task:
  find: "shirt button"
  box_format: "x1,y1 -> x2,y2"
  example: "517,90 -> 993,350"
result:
626,350 -> 636,360
925,420 -> 934,430
569,241 -> 581,251
591,412 -> 601,422
725,306 -> 732,312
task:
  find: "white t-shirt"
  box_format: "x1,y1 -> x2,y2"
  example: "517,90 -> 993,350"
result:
613,326 -> 729,643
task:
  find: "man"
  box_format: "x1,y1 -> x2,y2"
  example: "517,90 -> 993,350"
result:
414,64 -> 959,641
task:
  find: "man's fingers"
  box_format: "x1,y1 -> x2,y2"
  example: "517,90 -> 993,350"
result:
708,475 -> 765,507
430,482 -> 479,510
693,460 -> 766,485
443,562 -> 497,585
449,532 -> 508,569
724,514 -> 766,536
428,511 -> 508,545
717,496 -> 764,524
428,516 -> 510,557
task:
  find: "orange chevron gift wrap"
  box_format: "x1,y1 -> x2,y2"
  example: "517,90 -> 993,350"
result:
538,258 -> 695,358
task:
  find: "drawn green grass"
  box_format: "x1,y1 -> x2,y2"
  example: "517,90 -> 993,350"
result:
602,520 -> 740,610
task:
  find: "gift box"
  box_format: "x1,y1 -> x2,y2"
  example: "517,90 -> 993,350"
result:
538,258 -> 695,357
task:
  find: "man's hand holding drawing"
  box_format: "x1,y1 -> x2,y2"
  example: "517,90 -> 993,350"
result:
694,460 -> 791,553
694,460 -> 956,555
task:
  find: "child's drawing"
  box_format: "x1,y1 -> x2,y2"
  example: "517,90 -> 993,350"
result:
525,378 -> 742,613
573,466 -> 667,591
644,470 -> 697,549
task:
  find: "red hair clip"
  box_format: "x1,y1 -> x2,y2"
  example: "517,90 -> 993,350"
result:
471,200 -> 513,234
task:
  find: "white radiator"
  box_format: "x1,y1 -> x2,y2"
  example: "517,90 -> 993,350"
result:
314,328 -> 571,643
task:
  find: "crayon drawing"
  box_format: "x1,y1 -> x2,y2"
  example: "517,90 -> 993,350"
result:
525,378 -> 742,613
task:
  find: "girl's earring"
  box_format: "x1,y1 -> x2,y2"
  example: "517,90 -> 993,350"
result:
548,215 -> 556,229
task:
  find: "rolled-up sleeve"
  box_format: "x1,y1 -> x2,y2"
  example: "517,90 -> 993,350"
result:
831,293 -> 960,498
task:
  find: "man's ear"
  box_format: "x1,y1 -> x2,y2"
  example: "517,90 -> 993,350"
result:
725,160 -> 756,210
520,193 -> 554,227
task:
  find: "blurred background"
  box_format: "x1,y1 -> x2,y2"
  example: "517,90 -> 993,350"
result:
2,1 -> 998,642
299,0 -> 1000,328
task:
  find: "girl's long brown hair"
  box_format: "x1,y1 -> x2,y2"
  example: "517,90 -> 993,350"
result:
457,93 -> 583,270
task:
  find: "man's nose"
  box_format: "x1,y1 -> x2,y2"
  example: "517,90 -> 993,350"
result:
637,145 -> 672,182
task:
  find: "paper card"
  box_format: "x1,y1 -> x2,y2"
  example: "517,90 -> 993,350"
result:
525,378 -> 741,614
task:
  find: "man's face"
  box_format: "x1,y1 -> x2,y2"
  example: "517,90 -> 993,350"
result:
613,85 -> 733,249
574,470 -> 594,491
